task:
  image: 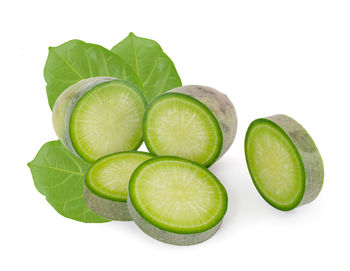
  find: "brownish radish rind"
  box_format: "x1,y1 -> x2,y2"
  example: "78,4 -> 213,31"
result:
265,115 -> 324,206
52,77 -> 147,162
83,151 -> 154,221
127,194 -> 223,246
84,184 -> 131,221
169,85 -> 237,158
245,114 -> 324,210
127,156 -> 228,245
52,77 -> 115,156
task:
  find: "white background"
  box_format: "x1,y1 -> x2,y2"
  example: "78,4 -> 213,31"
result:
1,0 -> 349,270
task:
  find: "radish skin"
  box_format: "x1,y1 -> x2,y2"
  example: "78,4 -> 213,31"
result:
52,77 -> 115,156
127,194 -> 223,245
52,77 -> 146,162
127,156 -> 228,245
84,151 -> 154,220
85,185 -> 132,221
245,114 -> 324,210
169,85 -> 237,158
265,115 -> 324,206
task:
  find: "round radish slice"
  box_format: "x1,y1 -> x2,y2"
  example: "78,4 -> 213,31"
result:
84,151 -> 154,220
128,156 -> 228,245
53,77 -> 147,162
245,114 -> 324,211
143,85 -> 237,167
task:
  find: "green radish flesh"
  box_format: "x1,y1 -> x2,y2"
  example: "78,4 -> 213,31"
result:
144,93 -> 222,167
52,77 -> 147,162
169,85 -> 237,158
143,85 -> 237,167
128,156 -> 228,245
245,114 -> 324,211
85,151 -> 154,220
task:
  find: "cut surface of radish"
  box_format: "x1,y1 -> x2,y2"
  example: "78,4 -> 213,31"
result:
143,85 -> 237,167
128,156 -> 228,245
143,92 -> 223,167
85,151 -> 154,220
52,77 -> 147,162
245,115 -> 323,211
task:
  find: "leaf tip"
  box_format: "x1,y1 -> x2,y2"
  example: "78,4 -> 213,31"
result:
48,46 -> 55,54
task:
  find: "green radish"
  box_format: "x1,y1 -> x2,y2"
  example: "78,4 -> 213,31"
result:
84,151 -> 154,220
52,77 -> 147,162
245,114 -> 324,211
128,156 -> 228,245
143,85 -> 237,167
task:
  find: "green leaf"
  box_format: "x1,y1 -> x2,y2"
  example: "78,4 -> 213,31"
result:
44,39 -> 143,109
28,140 -> 109,223
111,33 -> 182,102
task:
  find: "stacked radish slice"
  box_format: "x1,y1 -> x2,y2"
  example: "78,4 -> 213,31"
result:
52,79 -> 236,245
51,75 -> 324,245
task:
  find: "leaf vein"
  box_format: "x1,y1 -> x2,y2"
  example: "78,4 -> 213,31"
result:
131,36 -> 140,76
29,163 -> 84,176
61,147 -> 87,173
101,50 -> 110,76
157,66 -> 171,96
50,48 -> 84,79
143,57 -> 159,86
85,49 -> 93,77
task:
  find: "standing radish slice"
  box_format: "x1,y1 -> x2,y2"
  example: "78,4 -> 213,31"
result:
128,156 -> 228,245
245,114 -> 324,211
52,77 -> 147,162
143,85 -> 237,167
84,151 -> 154,220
